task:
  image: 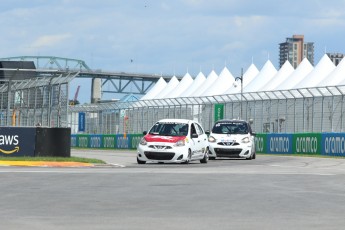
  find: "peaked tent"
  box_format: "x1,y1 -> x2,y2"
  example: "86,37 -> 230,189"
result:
275,58 -> 313,90
168,73 -> 194,98
244,60 -> 277,92
202,67 -> 234,96
179,72 -> 206,97
225,63 -> 259,94
318,57 -> 345,87
293,54 -> 335,89
259,60 -> 294,91
140,77 -> 167,100
153,76 -> 179,99
190,70 -> 218,97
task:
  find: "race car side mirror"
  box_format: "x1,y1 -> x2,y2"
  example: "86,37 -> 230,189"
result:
191,133 -> 198,138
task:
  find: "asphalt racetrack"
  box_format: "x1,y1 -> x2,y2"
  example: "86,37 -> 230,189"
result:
1,149 -> 345,230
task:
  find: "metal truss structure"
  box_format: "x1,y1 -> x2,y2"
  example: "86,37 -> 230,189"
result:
0,56 -> 179,98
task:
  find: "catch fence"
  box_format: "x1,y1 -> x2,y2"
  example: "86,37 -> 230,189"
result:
69,85 -> 345,134
0,70 -> 78,127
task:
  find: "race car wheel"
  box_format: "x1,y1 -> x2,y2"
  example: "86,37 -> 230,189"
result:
182,149 -> 192,164
200,147 -> 208,164
137,157 -> 146,164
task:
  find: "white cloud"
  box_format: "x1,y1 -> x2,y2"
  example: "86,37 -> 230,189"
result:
31,34 -> 72,49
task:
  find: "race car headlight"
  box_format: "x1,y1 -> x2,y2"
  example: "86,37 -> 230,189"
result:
139,137 -> 147,145
174,139 -> 185,147
242,137 -> 250,143
208,136 -> 216,143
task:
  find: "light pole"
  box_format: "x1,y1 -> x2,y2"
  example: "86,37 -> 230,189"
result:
235,68 -> 243,119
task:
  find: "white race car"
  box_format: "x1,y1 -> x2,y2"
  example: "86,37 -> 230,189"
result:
137,119 -> 209,164
207,119 -> 256,160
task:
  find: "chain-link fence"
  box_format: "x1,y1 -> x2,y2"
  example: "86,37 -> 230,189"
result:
0,70 -> 77,127
69,85 -> 345,134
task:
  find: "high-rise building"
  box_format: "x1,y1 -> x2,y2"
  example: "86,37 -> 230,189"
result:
327,53 -> 344,66
279,35 -> 314,69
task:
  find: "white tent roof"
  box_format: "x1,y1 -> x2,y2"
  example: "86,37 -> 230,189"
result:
201,67 -> 234,96
179,72 -> 206,97
319,57 -> 345,87
293,54 -> 335,89
190,70 -> 218,97
225,63 -> 260,94
140,77 -> 167,100
275,58 -> 314,90
259,60 -> 294,91
153,76 -> 179,99
168,73 -> 194,98
244,60 -> 277,92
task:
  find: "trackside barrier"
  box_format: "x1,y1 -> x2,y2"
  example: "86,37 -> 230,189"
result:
293,133 -> 321,155
71,134 -> 144,149
0,127 -> 70,157
116,134 -> 129,149
71,133 -> 345,157
322,133 -> 345,157
102,135 -> 116,149
255,133 -> 345,156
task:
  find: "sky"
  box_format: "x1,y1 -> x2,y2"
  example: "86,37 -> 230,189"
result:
1,0 -> 345,103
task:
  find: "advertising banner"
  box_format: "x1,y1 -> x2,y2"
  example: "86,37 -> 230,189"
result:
0,127 -> 36,157
255,133 -> 267,153
266,133 -> 293,154
77,134 -> 89,148
116,134 -> 129,149
71,135 -> 77,147
78,112 -> 86,132
69,132 -> 345,157
130,134 -> 144,149
214,104 -> 224,122
293,133 -> 321,155
102,135 -> 116,149
322,133 -> 345,157
89,135 -> 102,148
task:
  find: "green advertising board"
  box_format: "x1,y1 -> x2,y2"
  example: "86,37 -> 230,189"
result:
130,134 -> 144,149
214,104 -> 224,122
102,135 -> 116,149
293,133 -> 322,155
255,133 -> 267,154
77,134 -> 89,148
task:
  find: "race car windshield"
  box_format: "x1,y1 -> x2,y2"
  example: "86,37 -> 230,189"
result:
212,122 -> 248,134
149,123 -> 188,136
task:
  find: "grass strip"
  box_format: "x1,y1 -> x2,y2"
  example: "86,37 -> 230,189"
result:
0,156 -> 106,164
